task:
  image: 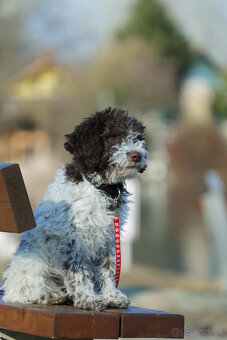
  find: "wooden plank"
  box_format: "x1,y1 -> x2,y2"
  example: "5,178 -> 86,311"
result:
0,163 -> 36,233
0,168 -> 9,201
0,329 -> 62,340
0,292 -> 120,339
54,312 -> 119,339
105,306 -> 184,338
0,303 -> 55,338
0,202 -> 17,232
0,290 -> 184,339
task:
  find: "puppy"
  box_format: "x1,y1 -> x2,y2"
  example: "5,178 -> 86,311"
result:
3,108 -> 148,310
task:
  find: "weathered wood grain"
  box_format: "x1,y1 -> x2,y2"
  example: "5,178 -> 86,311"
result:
0,292 -> 184,339
105,306 -> 184,338
0,163 -> 36,233
0,292 -> 120,339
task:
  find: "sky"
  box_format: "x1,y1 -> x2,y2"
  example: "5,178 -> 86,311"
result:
26,0 -> 133,61
27,0 -> 227,68
1,0 -> 227,68
161,0 -> 227,68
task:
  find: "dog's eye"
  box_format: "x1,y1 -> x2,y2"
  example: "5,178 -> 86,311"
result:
131,133 -> 143,142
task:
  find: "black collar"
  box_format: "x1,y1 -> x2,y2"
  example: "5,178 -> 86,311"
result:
84,175 -> 126,200
96,182 -> 124,200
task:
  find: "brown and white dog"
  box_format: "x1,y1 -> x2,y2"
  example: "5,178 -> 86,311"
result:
3,108 -> 148,310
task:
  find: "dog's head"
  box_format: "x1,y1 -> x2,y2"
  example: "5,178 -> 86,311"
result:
64,107 -> 148,184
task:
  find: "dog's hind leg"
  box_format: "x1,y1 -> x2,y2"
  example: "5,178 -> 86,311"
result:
3,255 -> 67,304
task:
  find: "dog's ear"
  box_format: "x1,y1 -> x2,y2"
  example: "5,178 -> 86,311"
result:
64,115 -> 105,173
64,133 -> 76,154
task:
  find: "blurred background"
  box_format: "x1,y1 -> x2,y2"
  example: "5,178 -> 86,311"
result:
1,0 -> 227,338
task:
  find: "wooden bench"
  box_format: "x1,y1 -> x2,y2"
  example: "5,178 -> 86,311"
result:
0,163 -> 36,233
0,163 -> 184,339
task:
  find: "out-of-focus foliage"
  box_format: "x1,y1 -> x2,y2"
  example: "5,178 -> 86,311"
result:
89,38 -> 178,111
213,79 -> 227,118
117,0 -> 195,72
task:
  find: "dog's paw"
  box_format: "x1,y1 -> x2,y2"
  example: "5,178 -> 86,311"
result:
74,295 -> 109,311
91,297 -> 109,311
106,290 -> 130,309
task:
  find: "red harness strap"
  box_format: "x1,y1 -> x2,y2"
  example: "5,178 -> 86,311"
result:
114,216 -> 121,287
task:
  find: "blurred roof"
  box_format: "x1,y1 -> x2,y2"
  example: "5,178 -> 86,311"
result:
0,51 -> 69,94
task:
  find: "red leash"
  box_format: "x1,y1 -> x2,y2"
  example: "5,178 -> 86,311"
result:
114,216 -> 121,287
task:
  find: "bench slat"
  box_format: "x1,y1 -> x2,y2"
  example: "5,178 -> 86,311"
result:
0,292 -> 184,339
0,163 -> 36,233
0,293 -> 120,339
105,306 -> 184,338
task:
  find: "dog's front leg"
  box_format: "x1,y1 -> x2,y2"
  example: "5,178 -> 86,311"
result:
62,239 -> 109,311
101,256 -> 130,309
65,268 -> 109,311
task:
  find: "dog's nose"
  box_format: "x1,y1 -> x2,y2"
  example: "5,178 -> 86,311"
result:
127,151 -> 141,163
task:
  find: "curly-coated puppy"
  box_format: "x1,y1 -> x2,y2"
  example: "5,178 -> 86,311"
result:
3,108 -> 148,310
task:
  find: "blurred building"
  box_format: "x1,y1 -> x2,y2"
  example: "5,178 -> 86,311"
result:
0,52 -> 77,158
0,129 -> 51,163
